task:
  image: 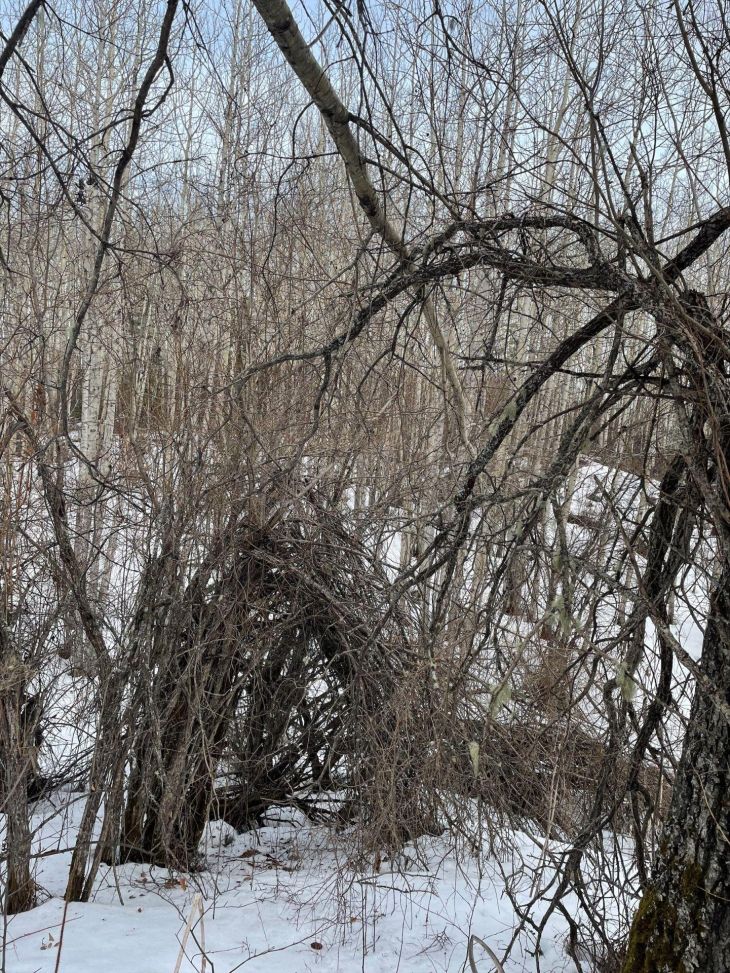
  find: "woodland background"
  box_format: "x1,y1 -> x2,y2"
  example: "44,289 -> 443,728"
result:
1,0 -> 730,970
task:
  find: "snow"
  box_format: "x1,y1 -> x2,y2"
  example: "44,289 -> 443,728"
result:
3,797 -> 580,973
2,455 -> 681,972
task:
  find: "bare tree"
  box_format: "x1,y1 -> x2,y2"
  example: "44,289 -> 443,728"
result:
2,0 -> 730,968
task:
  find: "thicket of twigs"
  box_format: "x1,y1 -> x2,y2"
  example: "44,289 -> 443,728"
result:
3,0 -> 730,969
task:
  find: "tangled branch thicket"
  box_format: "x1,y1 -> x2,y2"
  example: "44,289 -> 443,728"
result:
2,0 -> 730,968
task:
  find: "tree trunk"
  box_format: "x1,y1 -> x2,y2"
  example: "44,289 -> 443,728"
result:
0,643 -> 35,914
623,567 -> 730,972
0,697 -> 35,914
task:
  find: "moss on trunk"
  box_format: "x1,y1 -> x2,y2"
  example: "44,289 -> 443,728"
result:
623,568 -> 730,973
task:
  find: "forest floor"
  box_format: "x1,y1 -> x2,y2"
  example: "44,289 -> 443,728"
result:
3,794 -> 583,973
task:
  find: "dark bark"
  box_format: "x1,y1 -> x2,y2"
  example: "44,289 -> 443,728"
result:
0,691 -> 35,914
623,567 -> 730,972
0,0 -> 45,79
0,617 -> 35,914
117,656 -> 242,868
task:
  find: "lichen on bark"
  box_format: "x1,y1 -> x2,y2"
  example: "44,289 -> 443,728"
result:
622,568 -> 730,973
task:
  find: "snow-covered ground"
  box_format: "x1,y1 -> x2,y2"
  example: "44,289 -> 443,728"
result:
3,796 -> 582,973
4,456 -> 692,972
